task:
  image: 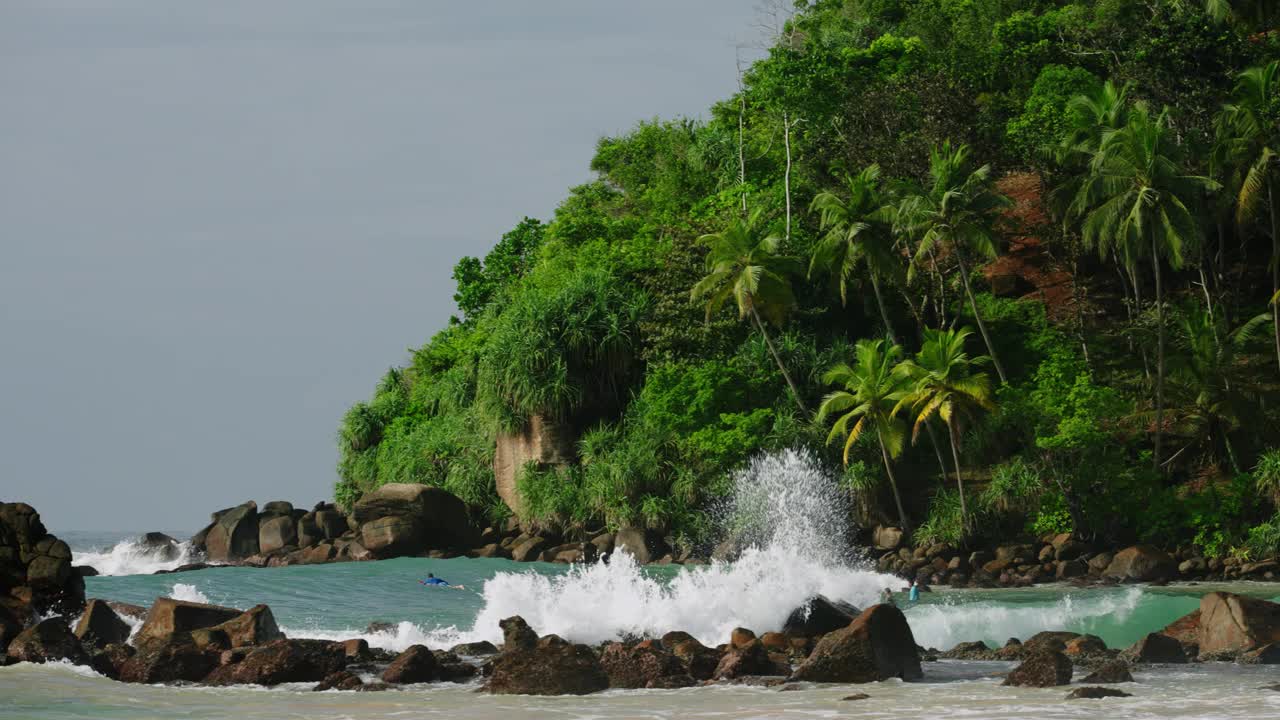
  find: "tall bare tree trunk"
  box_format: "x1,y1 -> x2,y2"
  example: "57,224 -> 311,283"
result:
1271,185 -> 1279,376
1151,240 -> 1166,472
878,433 -> 910,531
954,252 -> 1009,384
783,111 -> 793,242
948,423 -> 969,528
750,305 -> 807,415
737,58 -> 747,218
870,273 -> 897,344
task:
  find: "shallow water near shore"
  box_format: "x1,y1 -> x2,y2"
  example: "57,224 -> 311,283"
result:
5,656 -> 1280,719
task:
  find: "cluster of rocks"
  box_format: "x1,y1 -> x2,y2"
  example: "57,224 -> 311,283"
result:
179,485 -> 700,572
4,591 -> 930,694
184,484 -> 478,569
1,503 -> 86,651
869,527 -> 1273,588
939,590 -> 1280,672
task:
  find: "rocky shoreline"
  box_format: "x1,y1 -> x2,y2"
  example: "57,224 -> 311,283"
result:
90,487 -> 1280,591
4,500 -> 1280,698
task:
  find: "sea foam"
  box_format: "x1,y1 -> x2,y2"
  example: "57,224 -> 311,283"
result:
71,536 -> 198,576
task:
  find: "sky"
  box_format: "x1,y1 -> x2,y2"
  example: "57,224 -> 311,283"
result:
0,1 -> 766,532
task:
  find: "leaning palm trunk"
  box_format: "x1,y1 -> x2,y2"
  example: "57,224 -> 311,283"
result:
1271,185 -> 1279,375
954,252 -> 1008,384
870,273 -> 897,343
878,432 -> 910,531
948,422 -> 969,528
750,305 -> 807,415
1151,239 -> 1166,471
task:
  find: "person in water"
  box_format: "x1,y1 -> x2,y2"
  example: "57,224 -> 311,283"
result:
909,580 -> 920,603
880,587 -> 895,606
420,573 -> 450,587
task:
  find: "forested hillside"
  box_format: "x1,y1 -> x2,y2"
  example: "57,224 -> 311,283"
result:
337,0 -> 1280,559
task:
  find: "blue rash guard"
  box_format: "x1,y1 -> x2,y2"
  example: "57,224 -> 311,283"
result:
421,577 -> 449,586
909,584 -> 920,602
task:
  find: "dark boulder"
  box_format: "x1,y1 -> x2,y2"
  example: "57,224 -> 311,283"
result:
205,639 -> 346,686
314,670 -> 364,691
941,640 -> 994,660
789,604 -> 921,683
613,527 -> 669,564
0,503 -> 85,615
1196,592 -> 1280,657
783,595 -> 860,637
511,536 -> 549,563
258,515 -> 298,555
1103,545 -> 1176,582
1002,650 -> 1073,687
140,532 -> 181,561
261,501 -> 294,517
1022,631 -> 1081,654
314,509 -> 349,540
6,618 -> 90,666
713,639 -> 783,679
212,604 -> 284,648
73,599 -> 131,649
204,502 -> 260,562
351,484 -> 477,557
670,637 -> 720,681
600,639 -> 685,688
1081,659 -> 1135,683
105,600 -> 148,622
90,642 -> 135,680
452,640 -> 498,656
133,597 -> 242,650
380,644 -> 439,684
1125,632 -> 1187,663
1063,634 -> 1109,658
485,629 -> 608,695
1067,686 -> 1133,699
119,641 -> 217,683
500,615 -> 539,651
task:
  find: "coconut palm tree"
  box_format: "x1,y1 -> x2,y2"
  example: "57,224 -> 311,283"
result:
691,209 -> 807,414
1167,302 -> 1271,472
1222,61 -> 1280,374
898,142 -> 1013,384
1069,104 -> 1220,470
895,327 -> 995,527
809,164 -> 904,341
818,339 -> 912,529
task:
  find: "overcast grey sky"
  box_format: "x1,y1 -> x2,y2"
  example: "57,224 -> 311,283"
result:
0,2 -> 764,532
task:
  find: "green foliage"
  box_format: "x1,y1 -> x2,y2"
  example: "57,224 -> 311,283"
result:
1007,65 -> 1101,162
452,218 -> 545,321
333,0 -> 1280,554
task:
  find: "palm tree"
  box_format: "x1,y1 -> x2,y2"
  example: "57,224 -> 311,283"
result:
898,141 -> 1013,384
1222,61 -> 1280,374
691,209 -> 807,414
818,339 -> 912,529
1070,104 -> 1220,470
810,165 -> 904,341
1168,302 -> 1271,472
895,327 -> 995,527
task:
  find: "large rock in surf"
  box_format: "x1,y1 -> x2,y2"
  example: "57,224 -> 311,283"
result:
204,502 -> 260,562
133,597 -> 243,649
205,639 -> 347,686
350,484 -> 477,558
790,604 -> 922,683
1194,592 -> 1280,657
74,599 -> 132,649
119,640 -> 218,683
613,527 -> 669,565
1002,650 -> 1073,687
212,604 -> 284,648
484,616 -> 608,695
1124,632 -> 1187,663
0,502 -> 85,616
6,618 -> 91,666
1103,545 -> 1176,582
783,595 -> 860,637
140,532 -> 182,561
1081,659 -> 1135,683
600,640 -> 688,688
380,644 -> 440,684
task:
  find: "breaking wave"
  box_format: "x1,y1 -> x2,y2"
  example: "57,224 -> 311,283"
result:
71,536 -> 198,576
